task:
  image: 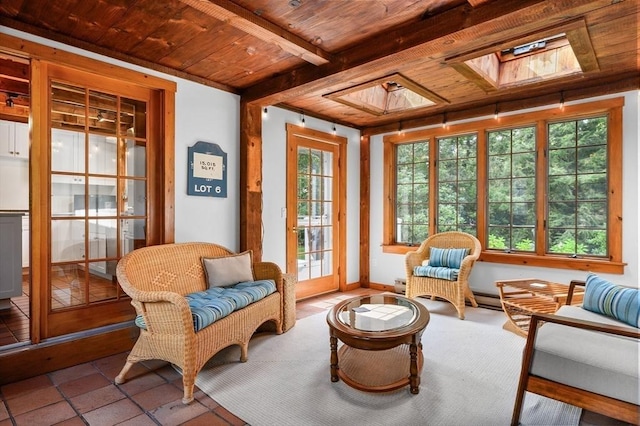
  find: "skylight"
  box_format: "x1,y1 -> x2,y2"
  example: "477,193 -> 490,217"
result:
324,74 -> 447,116
446,21 -> 599,92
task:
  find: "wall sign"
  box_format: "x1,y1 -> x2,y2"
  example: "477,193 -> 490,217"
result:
187,141 -> 227,197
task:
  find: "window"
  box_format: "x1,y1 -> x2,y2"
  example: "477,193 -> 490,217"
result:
487,126 -> 536,252
383,98 -> 624,273
547,116 -> 608,257
437,134 -> 478,235
395,141 -> 429,245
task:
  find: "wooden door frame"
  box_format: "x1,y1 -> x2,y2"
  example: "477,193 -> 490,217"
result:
0,33 -> 174,353
285,123 -> 347,299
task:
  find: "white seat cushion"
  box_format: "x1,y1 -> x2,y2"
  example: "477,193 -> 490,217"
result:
530,305 -> 639,405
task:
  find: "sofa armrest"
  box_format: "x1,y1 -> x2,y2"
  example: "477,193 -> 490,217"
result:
566,280 -> 586,305
457,253 -> 479,281
253,261 -> 284,292
405,251 -> 424,277
282,273 -> 297,332
132,292 -> 195,336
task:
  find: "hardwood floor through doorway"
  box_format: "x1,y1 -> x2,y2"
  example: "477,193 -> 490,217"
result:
0,275 -> 29,346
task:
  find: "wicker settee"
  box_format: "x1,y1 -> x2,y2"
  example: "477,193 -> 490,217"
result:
114,242 -> 296,404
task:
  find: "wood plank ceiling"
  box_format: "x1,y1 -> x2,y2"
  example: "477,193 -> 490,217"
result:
0,0 -> 637,133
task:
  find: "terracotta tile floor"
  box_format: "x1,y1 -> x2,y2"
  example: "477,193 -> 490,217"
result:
0,288 -> 628,426
0,288 -> 380,426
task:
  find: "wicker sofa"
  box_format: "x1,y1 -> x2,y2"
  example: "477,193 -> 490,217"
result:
114,242 -> 296,404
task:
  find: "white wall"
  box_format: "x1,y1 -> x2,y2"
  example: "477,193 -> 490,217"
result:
173,81 -> 240,248
0,26 -> 241,250
370,91 -> 640,293
261,107 -> 361,283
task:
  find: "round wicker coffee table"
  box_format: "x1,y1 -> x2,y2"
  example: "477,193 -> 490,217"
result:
326,294 -> 430,394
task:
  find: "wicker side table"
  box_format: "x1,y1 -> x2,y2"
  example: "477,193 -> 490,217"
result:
495,278 -> 584,337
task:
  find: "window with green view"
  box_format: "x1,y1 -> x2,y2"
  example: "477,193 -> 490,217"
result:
547,116 -> 608,257
437,134 -> 477,235
395,141 -> 429,245
384,99 -> 621,273
487,126 -> 536,252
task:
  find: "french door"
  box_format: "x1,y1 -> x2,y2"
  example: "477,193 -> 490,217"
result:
286,124 -> 346,299
33,62 -> 164,338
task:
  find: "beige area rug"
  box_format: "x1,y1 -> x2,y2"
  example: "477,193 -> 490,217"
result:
193,297 -> 582,426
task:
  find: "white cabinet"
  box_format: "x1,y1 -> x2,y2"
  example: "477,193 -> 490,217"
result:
88,219 -> 109,274
51,220 -> 85,262
89,231 -> 107,274
0,158 -> 29,210
51,128 -> 84,184
89,135 -> 117,176
0,120 -> 29,159
22,215 -> 29,268
51,131 -> 117,186
0,214 -> 23,307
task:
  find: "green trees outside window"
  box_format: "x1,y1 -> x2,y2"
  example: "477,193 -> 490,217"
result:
437,134 -> 478,235
395,141 -> 429,245
487,126 -> 536,252
384,98 -> 622,272
547,116 -> 608,257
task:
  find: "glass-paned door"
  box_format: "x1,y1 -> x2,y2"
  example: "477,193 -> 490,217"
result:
286,125 -> 344,299
43,64 -> 155,337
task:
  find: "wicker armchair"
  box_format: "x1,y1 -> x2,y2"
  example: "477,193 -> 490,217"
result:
405,231 -> 481,320
114,242 -> 295,404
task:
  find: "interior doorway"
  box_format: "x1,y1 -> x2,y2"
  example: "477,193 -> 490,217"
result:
0,52 -> 30,347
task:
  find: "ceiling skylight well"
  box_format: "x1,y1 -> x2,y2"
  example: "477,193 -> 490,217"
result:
324,74 -> 448,116
446,20 -> 599,92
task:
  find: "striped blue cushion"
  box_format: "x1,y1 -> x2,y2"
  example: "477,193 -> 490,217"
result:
135,279 -> 277,332
187,294 -> 236,331
428,247 -> 469,269
583,273 -> 640,328
413,265 -> 459,281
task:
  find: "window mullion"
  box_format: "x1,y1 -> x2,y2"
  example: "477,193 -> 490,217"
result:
535,120 -> 547,256
428,138 -> 437,235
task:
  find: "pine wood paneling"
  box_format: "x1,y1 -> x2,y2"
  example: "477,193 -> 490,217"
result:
1,0 -> 636,129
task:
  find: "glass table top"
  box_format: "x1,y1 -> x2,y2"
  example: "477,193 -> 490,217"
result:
336,294 -> 419,332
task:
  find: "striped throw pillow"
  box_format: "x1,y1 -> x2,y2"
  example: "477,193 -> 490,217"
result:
428,247 -> 470,269
583,273 -> 640,328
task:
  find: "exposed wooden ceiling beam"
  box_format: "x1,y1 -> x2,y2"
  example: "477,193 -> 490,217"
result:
178,0 -> 333,66
241,0 -> 611,105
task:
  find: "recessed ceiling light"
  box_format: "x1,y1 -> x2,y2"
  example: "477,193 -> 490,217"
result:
289,0 -> 301,7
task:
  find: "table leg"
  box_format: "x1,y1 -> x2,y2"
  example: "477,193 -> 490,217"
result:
330,335 -> 339,382
409,342 -> 420,394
